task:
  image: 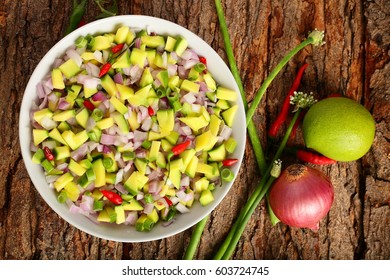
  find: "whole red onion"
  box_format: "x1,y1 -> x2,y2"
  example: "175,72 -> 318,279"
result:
269,164 -> 334,231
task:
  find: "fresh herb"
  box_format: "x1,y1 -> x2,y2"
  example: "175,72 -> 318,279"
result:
214,93 -> 317,260
94,0 -> 118,19
245,30 -> 325,126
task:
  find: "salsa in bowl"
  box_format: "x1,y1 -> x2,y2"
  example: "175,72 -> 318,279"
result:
19,15 -> 246,242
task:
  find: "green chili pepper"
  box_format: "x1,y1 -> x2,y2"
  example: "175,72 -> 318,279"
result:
65,0 -> 88,35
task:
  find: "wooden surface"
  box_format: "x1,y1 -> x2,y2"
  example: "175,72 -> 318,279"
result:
0,0 -> 389,260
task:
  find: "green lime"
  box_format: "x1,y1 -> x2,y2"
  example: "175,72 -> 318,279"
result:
302,97 -> 375,161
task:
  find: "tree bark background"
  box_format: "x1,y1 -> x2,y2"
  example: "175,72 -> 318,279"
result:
0,0 -> 388,260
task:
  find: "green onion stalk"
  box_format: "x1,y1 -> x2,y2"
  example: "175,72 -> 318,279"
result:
184,0 -> 324,260
214,92 -> 317,260
183,0 -> 267,260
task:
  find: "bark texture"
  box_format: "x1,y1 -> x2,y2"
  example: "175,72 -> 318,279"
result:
0,0 -> 388,260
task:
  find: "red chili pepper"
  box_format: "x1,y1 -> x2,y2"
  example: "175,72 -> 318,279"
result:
171,140 -> 191,156
163,196 -> 173,207
111,43 -> 125,54
268,63 -> 309,138
83,99 -> 95,110
199,57 -> 207,73
100,190 -> 123,205
296,150 -> 337,165
99,63 -> 112,78
43,146 -> 54,161
222,158 -> 238,167
77,19 -> 87,28
147,106 -> 155,116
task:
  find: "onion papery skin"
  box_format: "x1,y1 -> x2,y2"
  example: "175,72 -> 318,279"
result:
269,164 -> 334,231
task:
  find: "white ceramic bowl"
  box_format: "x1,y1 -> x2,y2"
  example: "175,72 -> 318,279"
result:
19,15 -> 246,242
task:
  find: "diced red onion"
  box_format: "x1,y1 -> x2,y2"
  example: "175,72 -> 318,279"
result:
125,211 -> 138,226
167,64 -> 178,76
153,78 -> 162,88
100,134 -> 127,146
93,50 -> 103,63
30,142 -> 38,152
181,49 -> 199,60
170,51 -> 179,61
124,162 -> 132,172
56,162 -> 69,171
53,58 -> 63,68
76,74 -> 90,84
180,175 -> 190,187
69,204 -> 81,214
198,82 -> 209,93
133,141 -> 142,151
87,141 -> 99,152
115,169 -> 124,185
57,98 -> 70,110
175,203 -> 190,213
143,203 -> 154,214
162,219 -> 176,227
102,50 -> 109,63
148,170 -> 162,181
191,104 -> 201,113
46,175 -> 61,184
44,77 -> 54,90
84,77 -> 101,89
134,37 -> 141,49
48,92 -> 59,104
136,192 -> 144,201
43,83 -> 52,95
151,122 -> 160,132
86,62 -> 100,77
148,180 -> 159,194
179,125 -> 192,136
36,82 -> 46,99
182,92 -> 196,104
133,130 -> 148,142
183,59 -> 198,70
113,72 -> 124,84
170,196 -> 180,205
129,65 -> 143,84
66,49 -> 83,67
122,67 -> 131,76
219,124 -> 233,141
38,96 -> 48,109
85,117 -> 96,131
178,66 -> 188,79
71,143 -> 89,161
40,116 -> 57,130
80,195 -> 94,212
141,118 -> 153,131
176,190 -> 187,201
114,183 -> 127,194
102,145 -> 111,154
161,52 -> 168,68
135,149 -> 147,158
91,91 -> 106,102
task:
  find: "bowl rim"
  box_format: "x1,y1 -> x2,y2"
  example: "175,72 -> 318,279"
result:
19,15 -> 246,242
